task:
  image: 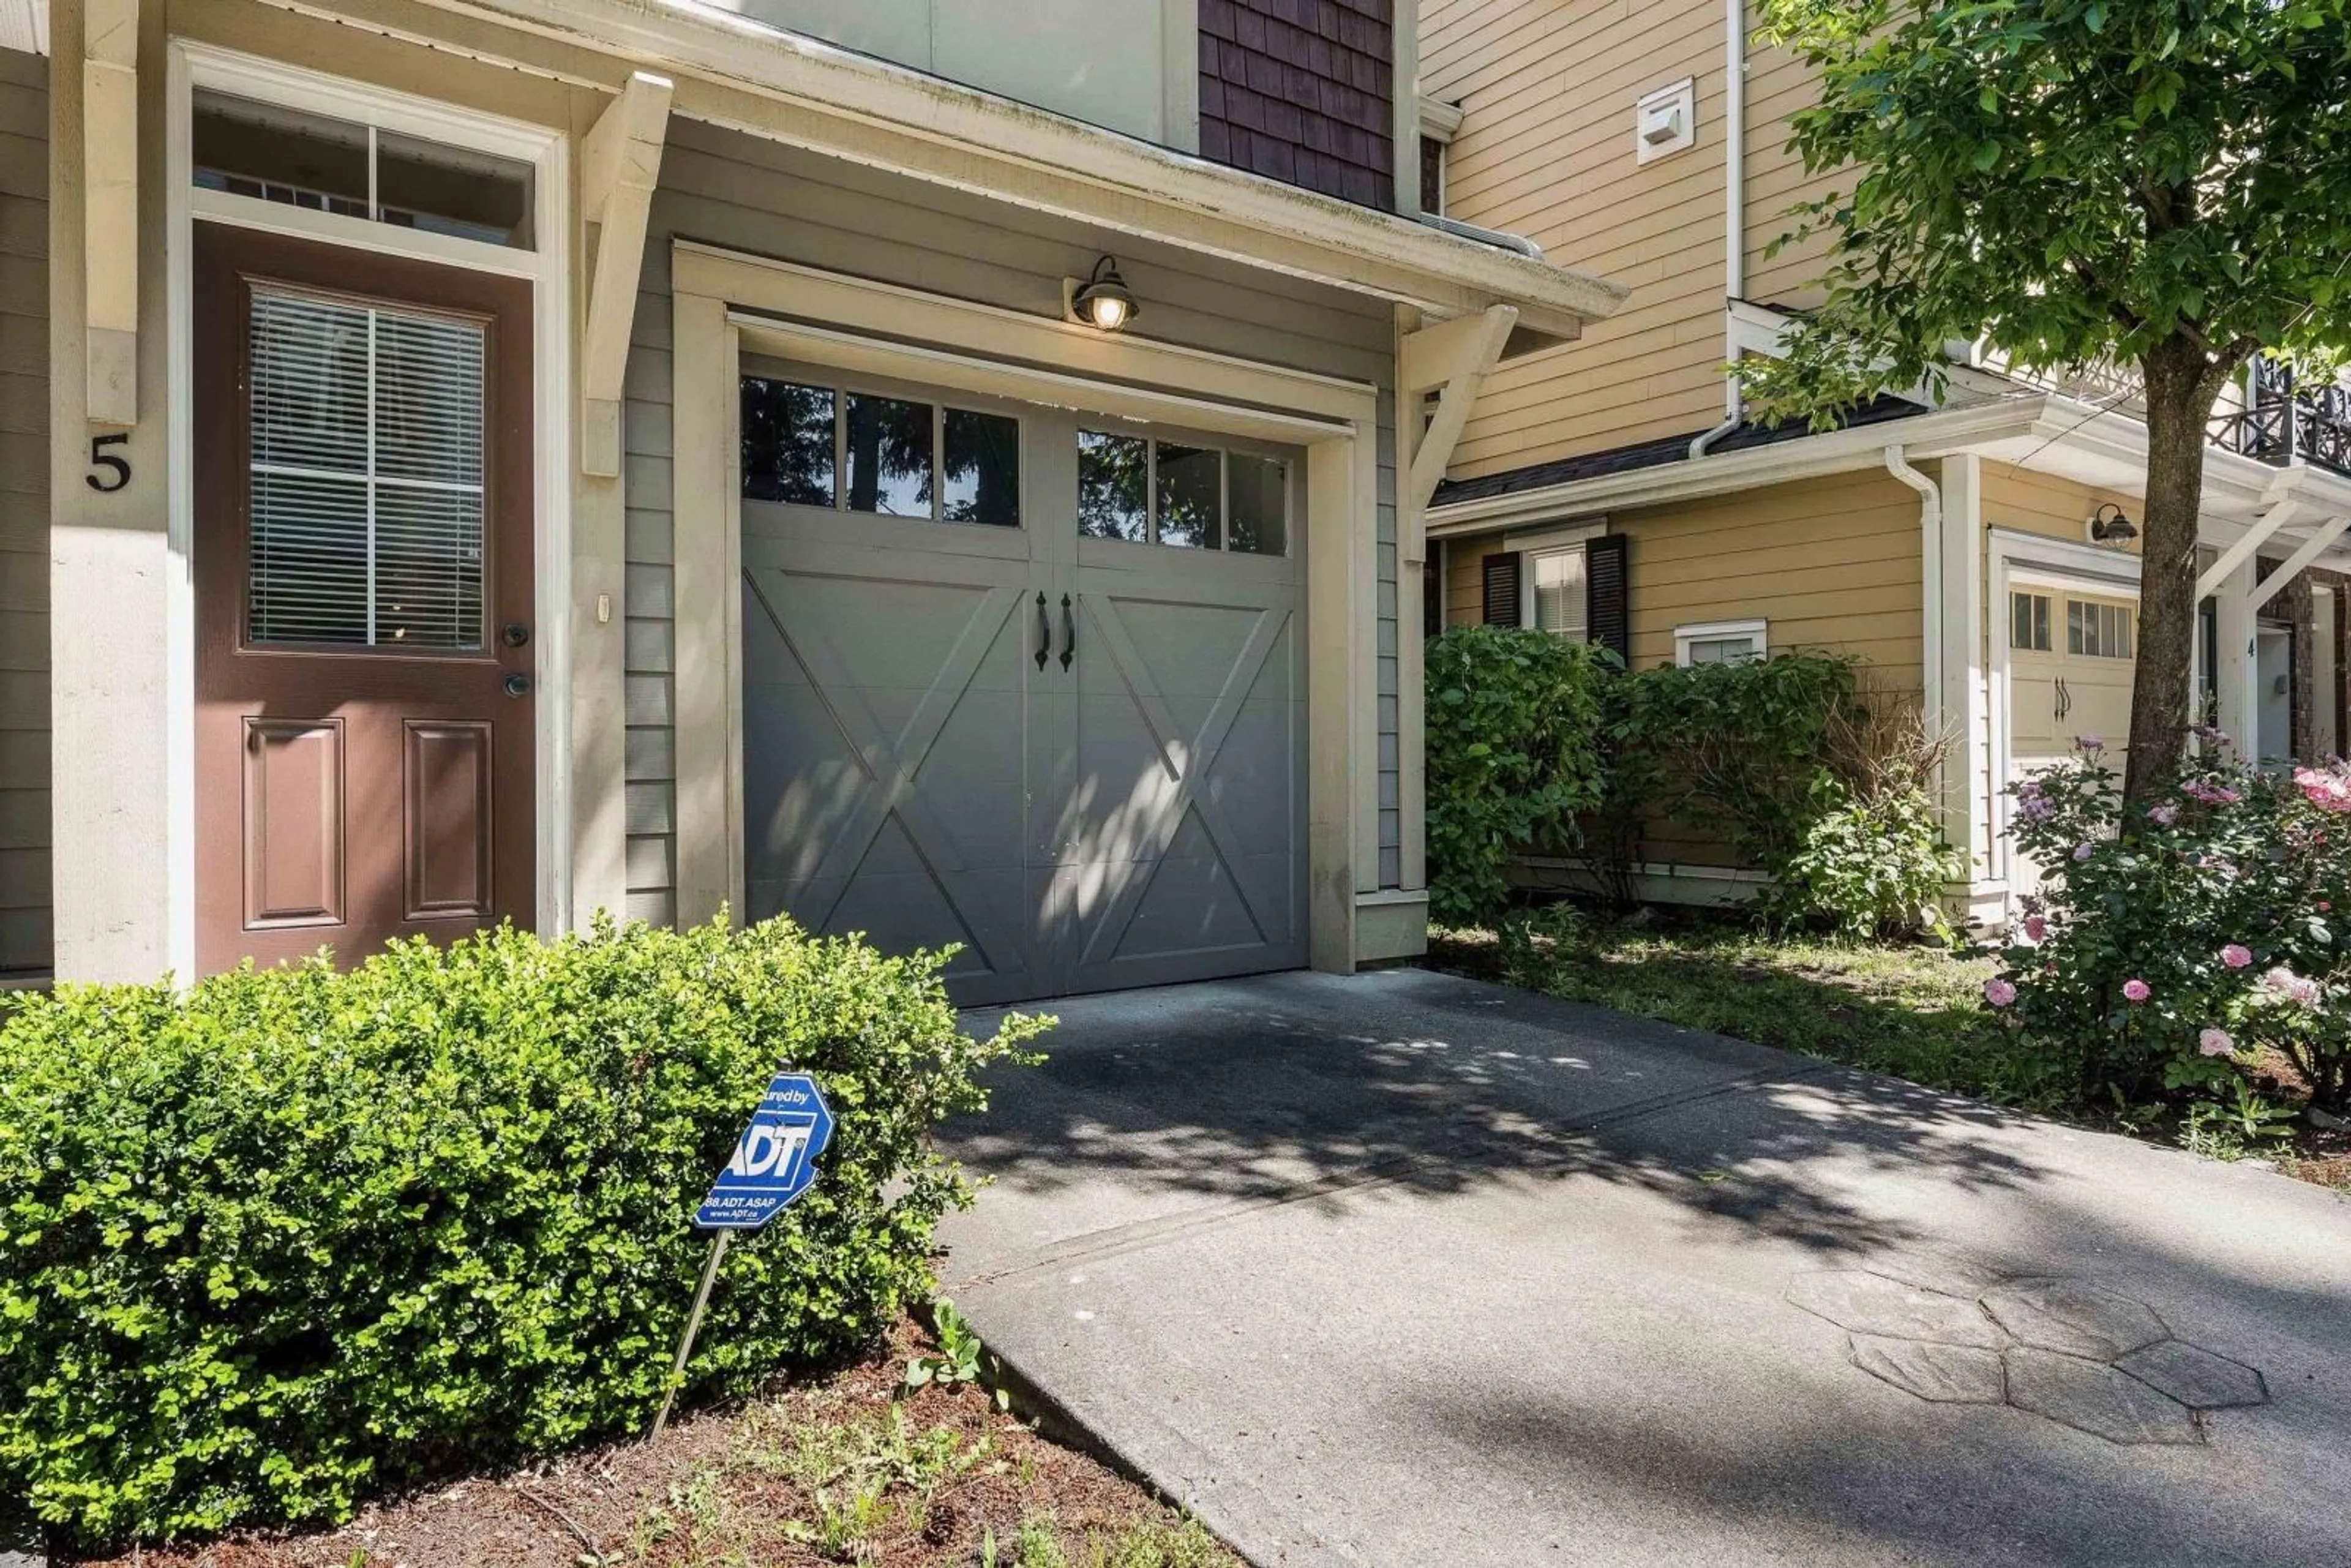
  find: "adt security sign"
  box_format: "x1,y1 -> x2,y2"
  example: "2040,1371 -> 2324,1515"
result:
695,1073 -> 834,1230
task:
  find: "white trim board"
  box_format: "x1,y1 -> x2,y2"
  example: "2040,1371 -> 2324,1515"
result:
165,40 -> 574,977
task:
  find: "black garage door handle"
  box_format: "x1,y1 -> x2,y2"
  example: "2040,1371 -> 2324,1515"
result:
1034,590 -> 1050,671
1060,594 -> 1076,671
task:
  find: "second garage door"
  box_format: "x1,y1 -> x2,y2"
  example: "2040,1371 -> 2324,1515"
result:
737,362 -> 1307,1004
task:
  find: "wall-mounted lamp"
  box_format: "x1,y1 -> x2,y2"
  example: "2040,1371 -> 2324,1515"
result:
2088,503 -> 2139,546
1067,256 -> 1139,332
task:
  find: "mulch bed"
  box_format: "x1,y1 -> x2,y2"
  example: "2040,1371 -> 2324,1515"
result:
73,1316 -> 1234,1568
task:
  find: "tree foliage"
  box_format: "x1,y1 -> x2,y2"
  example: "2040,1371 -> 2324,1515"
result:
1752,0 -> 2351,408
1749,0 -> 2351,798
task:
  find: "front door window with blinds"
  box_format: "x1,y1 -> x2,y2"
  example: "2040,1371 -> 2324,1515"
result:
247,287 -> 488,651
1528,546 -> 1588,637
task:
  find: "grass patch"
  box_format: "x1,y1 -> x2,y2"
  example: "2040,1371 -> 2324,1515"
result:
1430,909 -> 2073,1108
1431,904 -> 2351,1187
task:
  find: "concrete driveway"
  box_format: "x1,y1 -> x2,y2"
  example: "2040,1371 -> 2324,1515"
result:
938,968 -> 2351,1568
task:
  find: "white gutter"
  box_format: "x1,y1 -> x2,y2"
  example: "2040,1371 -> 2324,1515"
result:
1429,394 -> 2047,536
1689,0 -> 1746,460
1883,446 -> 1944,733
366,0 -> 1629,337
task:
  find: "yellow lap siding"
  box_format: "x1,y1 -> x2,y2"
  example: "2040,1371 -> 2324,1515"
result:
1439,468 -> 1927,692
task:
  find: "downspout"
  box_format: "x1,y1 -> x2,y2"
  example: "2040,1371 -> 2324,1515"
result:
1689,0 -> 1746,460
1884,447 -> 1944,735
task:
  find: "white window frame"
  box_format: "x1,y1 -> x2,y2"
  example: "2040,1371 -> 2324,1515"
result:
166,41 -> 573,981
1416,94 -> 1461,219
1674,618 -> 1768,667
1521,542 -> 1589,637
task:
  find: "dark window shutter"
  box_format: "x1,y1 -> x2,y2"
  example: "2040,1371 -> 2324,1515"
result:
1482,550 -> 1523,626
1422,557 -> 1443,639
1586,533 -> 1630,664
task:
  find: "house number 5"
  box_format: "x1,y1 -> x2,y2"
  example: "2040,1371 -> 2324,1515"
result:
87,433 -> 132,493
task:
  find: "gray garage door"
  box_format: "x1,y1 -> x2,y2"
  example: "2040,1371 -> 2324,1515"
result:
739,362 -> 1307,1004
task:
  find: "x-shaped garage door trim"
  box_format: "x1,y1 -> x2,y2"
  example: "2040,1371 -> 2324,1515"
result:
745,569 -> 1035,989
1070,590 -> 1289,968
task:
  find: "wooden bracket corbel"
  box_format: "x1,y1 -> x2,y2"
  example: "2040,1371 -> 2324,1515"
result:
84,0 -> 138,426
1397,302 -> 1515,563
579,71 -> 672,478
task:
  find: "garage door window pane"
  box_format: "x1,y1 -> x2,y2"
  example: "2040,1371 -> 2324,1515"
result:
845,392 -> 932,516
1155,444 -> 1221,549
1228,452 -> 1288,556
2068,601 -> 2134,658
2011,591 -> 2051,651
943,408 -> 1020,527
1079,430 -> 1148,541
741,378 -> 836,506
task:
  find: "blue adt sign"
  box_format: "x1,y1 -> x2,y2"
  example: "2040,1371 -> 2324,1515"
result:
694,1073 -> 834,1231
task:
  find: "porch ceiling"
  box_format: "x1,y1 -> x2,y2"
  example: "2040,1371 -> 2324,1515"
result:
1975,393 -> 2351,574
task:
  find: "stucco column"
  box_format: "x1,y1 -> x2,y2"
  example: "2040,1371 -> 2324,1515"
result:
48,0 -> 178,982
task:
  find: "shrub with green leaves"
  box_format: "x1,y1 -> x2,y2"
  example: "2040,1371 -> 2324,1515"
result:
1424,626 -> 1613,924
1774,780 -> 1962,939
0,917 -> 1048,1548
1606,651 -> 1863,873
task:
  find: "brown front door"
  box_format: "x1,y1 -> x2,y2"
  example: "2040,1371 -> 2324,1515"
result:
195,223 -> 535,973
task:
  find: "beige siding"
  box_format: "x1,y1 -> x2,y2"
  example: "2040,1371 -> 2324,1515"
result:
1443,468 -> 1926,685
1982,464 -> 2143,553
621,120 -> 1407,917
1741,39 -> 1840,309
1422,0 -> 1731,476
0,46 -> 40,976
1418,6 -> 1859,480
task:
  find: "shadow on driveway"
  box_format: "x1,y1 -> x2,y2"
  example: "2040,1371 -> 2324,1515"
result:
940,968 -> 2351,1567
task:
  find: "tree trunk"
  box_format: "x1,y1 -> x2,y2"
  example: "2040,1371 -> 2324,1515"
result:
2123,339 -> 2228,808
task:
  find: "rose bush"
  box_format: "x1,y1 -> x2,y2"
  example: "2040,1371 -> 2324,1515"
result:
1987,738 -> 2351,1114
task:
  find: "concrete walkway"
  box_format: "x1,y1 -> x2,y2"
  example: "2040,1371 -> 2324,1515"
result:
939,968 -> 2351,1567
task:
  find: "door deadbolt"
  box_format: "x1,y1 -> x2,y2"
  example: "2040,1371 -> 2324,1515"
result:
503,621 -> 531,648
504,673 -> 533,697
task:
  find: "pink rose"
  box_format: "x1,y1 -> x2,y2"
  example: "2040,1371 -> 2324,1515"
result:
2322,902 -> 2334,914
2148,802 -> 2180,827
2293,767 -> 2351,813
2122,978 -> 2151,1002
1984,978 -> 2018,1008
2199,1028 -> 2235,1057
2260,966 -> 2322,1008
2023,914 -> 2049,943
2221,943 -> 2252,969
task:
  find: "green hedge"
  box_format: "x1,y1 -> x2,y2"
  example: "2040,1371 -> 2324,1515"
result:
1426,631 -> 1957,934
0,917 -> 1048,1548
1425,626 -> 1614,924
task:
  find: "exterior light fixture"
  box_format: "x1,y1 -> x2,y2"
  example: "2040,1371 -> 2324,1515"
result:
1070,256 -> 1139,332
2088,503 -> 2139,545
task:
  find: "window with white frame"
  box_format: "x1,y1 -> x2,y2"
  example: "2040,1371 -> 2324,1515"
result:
1675,618 -> 1766,666
1524,545 -> 1588,637
192,89 -> 537,249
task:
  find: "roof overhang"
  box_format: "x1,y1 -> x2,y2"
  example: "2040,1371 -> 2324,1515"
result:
283,0 -> 1626,349
1427,394 -> 2050,537
1428,383 -> 2351,575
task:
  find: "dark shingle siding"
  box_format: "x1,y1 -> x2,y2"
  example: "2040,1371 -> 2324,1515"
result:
1201,0 -> 1393,211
